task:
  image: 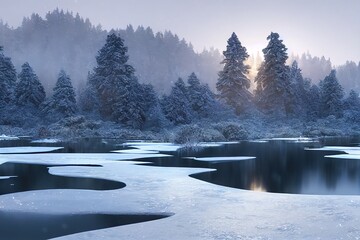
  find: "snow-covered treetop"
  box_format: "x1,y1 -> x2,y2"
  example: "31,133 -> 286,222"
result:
55,70 -> 74,90
187,72 -> 200,87
16,62 -> 46,107
222,32 -> 249,68
94,33 -> 135,78
263,32 -> 288,65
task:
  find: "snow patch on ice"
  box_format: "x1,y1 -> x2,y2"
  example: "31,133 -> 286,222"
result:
325,154 -> 360,160
266,137 -> 317,143
193,142 -> 239,147
194,156 -> 256,162
0,176 -> 16,180
0,153 -> 171,166
306,146 -> 360,155
0,146 -> 63,154
31,138 -> 61,143
123,142 -> 181,152
112,149 -> 159,154
0,135 -> 19,141
248,140 -> 269,143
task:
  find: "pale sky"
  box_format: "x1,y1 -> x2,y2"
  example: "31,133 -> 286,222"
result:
0,0 -> 359,65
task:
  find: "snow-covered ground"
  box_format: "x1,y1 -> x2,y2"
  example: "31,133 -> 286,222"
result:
0,145 -> 360,239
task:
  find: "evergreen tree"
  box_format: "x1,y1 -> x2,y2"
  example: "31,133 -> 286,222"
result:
15,62 -> 45,107
89,33 -> 146,128
0,46 -> 17,106
187,72 -> 215,117
161,78 -> 192,125
42,70 -> 77,118
141,84 -> 169,130
306,84 -> 321,119
79,72 -> 99,112
319,70 -> 344,117
217,32 -> 252,114
343,89 -> 360,122
344,89 -> 360,111
289,61 -> 308,116
255,32 -> 292,115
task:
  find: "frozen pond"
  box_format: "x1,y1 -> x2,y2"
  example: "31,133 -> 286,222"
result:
1,137 -> 360,239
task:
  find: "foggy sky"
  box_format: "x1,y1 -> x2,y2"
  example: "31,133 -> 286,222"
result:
0,0 -> 359,65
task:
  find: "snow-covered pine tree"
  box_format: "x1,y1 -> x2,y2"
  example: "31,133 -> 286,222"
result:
319,70 -> 344,117
0,46 -> 17,106
306,84 -> 321,119
343,89 -> 360,122
141,84 -> 169,130
289,61 -> 309,117
15,62 -> 46,108
217,32 -> 252,114
344,89 -> 360,111
187,72 -> 215,117
161,78 -> 193,125
89,33 -> 146,128
255,32 -> 293,116
79,72 -> 100,113
42,70 -> 77,118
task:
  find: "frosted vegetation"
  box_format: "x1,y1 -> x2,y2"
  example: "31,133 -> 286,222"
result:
1,10 -> 360,142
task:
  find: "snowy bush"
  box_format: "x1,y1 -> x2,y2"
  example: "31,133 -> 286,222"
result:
213,122 -> 248,141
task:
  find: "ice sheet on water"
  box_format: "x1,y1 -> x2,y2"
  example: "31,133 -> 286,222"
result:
0,135 -> 19,141
265,137 -> 317,143
0,176 -> 16,180
31,138 -> 61,143
192,142 -> 239,148
305,146 -> 360,155
248,140 -> 269,143
194,156 -> 256,162
0,153 -> 171,165
0,146 -> 63,154
112,149 -> 159,154
123,142 -> 182,152
325,154 -> 360,160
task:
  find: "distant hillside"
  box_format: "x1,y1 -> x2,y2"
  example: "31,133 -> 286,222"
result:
0,9 -> 222,94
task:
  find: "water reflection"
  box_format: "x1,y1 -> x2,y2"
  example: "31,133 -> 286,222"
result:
0,162 -> 125,195
0,212 -> 171,240
190,138 -> 360,195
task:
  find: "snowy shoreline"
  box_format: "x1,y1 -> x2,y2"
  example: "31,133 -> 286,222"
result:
1,115 -> 360,144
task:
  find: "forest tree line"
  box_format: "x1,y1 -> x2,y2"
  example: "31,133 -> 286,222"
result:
1,9 -> 360,134
1,30 -> 360,132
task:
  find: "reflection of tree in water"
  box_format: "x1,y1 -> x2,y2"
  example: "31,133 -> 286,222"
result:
321,159 -> 342,189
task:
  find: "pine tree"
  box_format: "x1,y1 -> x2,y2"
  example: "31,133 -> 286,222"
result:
161,78 -> 192,125
79,72 -> 100,112
141,84 -> 169,130
217,32 -> 252,114
0,46 -> 17,106
15,62 -> 45,108
319,70 -> 344,117
289,61 -> 308,116
187,72 -> 215,117
306,84 -> 321,119
344,89 -> 360,111
255,32 -> 292,115
89,33 -> 146,128
42,70 -> 77,118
